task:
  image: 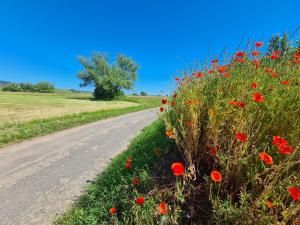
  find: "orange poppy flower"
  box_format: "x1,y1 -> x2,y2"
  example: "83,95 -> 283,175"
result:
208,69 -> 215,74
236,133 -> 247,142
166,129 -> 173,137
192,72 -> 204,78
109,207 -> 117,215
136,197 -> 145,205
223,72 -> 230,78
252,50 -> 260,57
258,152 -> 273,165
157,202 -> 168,215
211,170 -> 222,182
266,200 -> 273,208
253,59 -> 260,69
171,162 -> 185,176
252,92 -> 264,103
281,80 -> 289,85
211,59 -> 219,64
217,65 -> 228,73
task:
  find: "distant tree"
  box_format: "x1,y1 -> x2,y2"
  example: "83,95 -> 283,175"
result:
267,34 -> 281,55
2,82 -> 55,93
2,84 -> 22,92
140,91 -> 147,96
34,82 -> 55,93
132,93 -> 138,96
77,53 -> 138,100
267,33 -> 292,56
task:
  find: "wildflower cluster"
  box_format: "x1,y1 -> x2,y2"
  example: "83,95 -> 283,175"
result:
162,41 -> 300,224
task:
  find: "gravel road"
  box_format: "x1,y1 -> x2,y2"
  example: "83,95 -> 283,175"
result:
0,109 -> 158,225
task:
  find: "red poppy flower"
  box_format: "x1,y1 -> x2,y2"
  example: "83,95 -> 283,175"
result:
211,59 -> 219,64
136,197 -> 145,205
278,144 -> 294,154
288,187 -> 300,201
210,147 -> 218,156
236,51 -> 245,57
171,162 -> 185,176
175,77 -> 181,81
132,178 -> 140,186
270,53 -> 279,60
270,71 -> 278,78
170,101 -> 175,107
162,98 -> 167,104
292,59 -> 299,64
252,92 -> 264,103
265,68 -> 273,73
272,136 -> 288,147
192,72 -> 204,78
217,65 -> 228,73
258,152 -> 273,165
157,202 -> 168,215
125,161 -> 132,169
251,82 -> 258,89
166,130 -> 173,138
160,107 -> 164,112
253,59 -> 260,69
255,42 -> 263,48
173,93 -> 177,98
210,170 -> 222,182
252,50 -> 260,57
235,58 -> 245,63
208,69 -> 215,74
223,72 -> 231,78
109,207 -> 117,215
236,133 -> 247,142
281,80 -> 289,85
294,53 -> 300,59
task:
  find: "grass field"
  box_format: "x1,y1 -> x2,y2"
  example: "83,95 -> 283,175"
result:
0,91 -> 162,148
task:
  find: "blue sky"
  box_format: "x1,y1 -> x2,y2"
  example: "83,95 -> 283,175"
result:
0,0 -> 299,95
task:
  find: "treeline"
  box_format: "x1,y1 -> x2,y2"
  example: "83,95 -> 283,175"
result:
2,82 -> 55,93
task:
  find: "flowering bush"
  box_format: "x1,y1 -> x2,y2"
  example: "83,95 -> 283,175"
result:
162,42 -> 300,224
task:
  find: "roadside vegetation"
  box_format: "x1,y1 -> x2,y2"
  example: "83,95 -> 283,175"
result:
55,33 -> 300,224
0,92 -> 161,148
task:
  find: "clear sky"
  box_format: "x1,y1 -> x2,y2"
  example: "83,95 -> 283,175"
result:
0,0 -> 299,95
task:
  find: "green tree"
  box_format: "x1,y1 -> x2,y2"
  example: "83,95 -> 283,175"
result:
267,33 -> 292,56
140,91 -> 147,96
77,53 -> 138,100
266,34 -> 281,55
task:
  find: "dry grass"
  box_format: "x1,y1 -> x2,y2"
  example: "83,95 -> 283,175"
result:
0,92 -> 139,125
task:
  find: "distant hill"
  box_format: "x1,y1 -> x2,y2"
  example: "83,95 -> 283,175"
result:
0,80 -> 12,86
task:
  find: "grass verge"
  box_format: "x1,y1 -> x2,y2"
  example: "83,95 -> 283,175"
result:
54,119 -> 169,225
0,98 -> 159,148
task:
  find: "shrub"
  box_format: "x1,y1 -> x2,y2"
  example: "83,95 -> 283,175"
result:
140,91 -> 148,96
162,42 -> 300,224
2,82 -> 55,93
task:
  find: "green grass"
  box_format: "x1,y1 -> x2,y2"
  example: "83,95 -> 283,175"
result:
0,92 -> 162,148
54,119 -> 169,225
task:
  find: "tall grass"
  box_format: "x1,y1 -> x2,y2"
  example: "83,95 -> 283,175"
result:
162,44 -> 300,224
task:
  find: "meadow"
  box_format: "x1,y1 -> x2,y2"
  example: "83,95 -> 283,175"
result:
0,91 -> 161,147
